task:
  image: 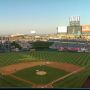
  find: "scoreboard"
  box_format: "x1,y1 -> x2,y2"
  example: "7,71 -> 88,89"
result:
69,16 -> 80,26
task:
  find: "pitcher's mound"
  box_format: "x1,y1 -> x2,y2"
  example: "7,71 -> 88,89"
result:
36,71 -> 47,76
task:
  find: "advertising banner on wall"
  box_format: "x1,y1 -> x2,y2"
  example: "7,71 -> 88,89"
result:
82,25 -> 90,32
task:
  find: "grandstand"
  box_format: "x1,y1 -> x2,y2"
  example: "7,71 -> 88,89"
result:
49,39 -> 90,52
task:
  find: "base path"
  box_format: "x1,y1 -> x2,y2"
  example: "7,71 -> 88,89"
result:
9,74 -> 35,85
0,61 -> 85,88
0,61 -> 47,75
0,61 -> 83,75
46,67 -> 84,87
46,62 -> 82,72
32,67 -> 84,88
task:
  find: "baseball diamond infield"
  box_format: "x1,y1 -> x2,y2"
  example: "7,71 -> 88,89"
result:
0,61 -> 85,88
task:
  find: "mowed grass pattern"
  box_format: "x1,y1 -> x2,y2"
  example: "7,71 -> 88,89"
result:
0,52 -> 37,67
0,74 -> 31,87
0,51 -> 90,88
14,65 -> 68,84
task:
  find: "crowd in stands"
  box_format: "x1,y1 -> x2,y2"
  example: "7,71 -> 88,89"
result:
49,39 -> 90,52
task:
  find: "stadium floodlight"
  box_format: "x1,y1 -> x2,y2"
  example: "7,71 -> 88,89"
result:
30,30 -> 36,34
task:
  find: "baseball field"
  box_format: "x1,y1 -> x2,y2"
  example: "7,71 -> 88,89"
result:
0,51 -> 90,88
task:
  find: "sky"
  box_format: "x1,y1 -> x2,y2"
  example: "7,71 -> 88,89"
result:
0,0 -> 90,35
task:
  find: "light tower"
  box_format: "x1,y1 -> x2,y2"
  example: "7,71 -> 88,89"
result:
30,30 -> 36,36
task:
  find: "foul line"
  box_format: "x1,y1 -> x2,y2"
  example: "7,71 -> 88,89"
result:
46,67 -> 85,87
9,74 -> 35,85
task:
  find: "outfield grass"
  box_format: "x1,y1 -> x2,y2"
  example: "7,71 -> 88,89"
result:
0,74 -> 31,87
0,51 -> 90,88
14,65 -> 68,84
0,52 -> 37,67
